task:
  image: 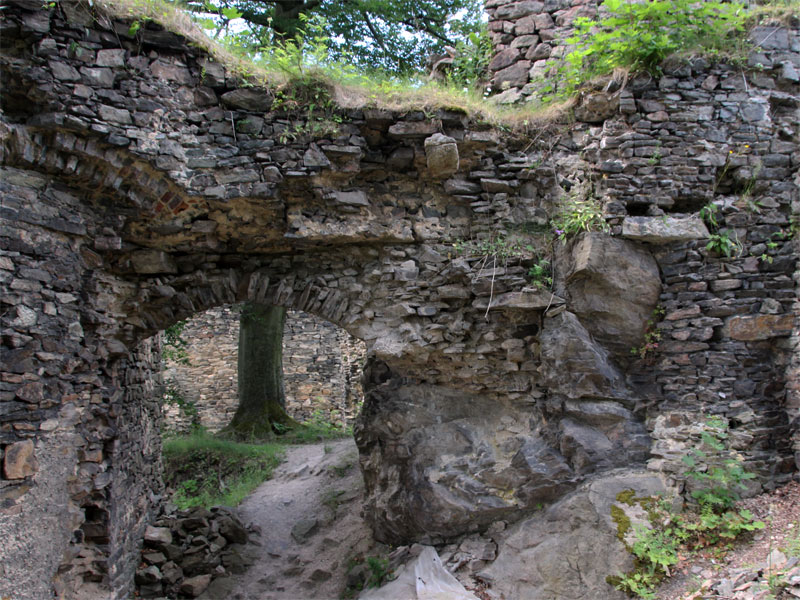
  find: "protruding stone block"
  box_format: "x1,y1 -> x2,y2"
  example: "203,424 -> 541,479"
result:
472,290 -> 564,311
559,233 -> 661,359
326,191 -> 369,206
220,88 -> 272,112
622,216 -> 709,243
723,314 -> 794,341
387,121 -> 438,138
3,440 -> 37,479
424,133 -> 459,178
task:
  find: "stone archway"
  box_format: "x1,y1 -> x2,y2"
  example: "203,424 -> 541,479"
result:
0,23 -> 656,594
162,305 -> 366,433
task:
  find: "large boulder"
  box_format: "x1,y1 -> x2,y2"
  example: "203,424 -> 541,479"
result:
480,470 -> 668,600
557,233 -> 661,360
354,370 -> 651,544
355,378 -> 576,544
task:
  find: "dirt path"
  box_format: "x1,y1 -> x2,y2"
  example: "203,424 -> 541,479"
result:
222,438 -> 384,600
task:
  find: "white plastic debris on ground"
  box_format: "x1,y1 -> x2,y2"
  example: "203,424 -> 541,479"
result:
359,546 -> 479,600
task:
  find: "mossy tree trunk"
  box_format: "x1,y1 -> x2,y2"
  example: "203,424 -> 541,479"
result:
224,303 -> 297,438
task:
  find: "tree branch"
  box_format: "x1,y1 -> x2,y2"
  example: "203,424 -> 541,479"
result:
400,17 -> 452,45
275,0 -> 323,20
360,10 -> 389,54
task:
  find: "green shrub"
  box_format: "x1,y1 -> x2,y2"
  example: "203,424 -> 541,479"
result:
682,417 -> 756,511
279,409 -> 352,443
612,417 -> 764,598
448,25 -> 492,90
543,0 -> 747,99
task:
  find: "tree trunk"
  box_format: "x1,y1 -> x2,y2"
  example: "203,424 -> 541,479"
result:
224,303 -> 297,438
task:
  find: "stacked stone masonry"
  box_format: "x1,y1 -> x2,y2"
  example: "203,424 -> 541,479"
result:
485,0 -> 602,103
0,1 -> 797,599
163,306 -> 366,433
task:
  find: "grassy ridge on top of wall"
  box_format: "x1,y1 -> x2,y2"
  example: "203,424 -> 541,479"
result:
94,0 -> 798,135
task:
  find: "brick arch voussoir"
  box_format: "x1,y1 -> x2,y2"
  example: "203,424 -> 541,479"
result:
3,123 -> 207,221
120,265 -> 367,350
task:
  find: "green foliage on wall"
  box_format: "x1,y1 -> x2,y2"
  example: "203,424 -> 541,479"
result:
541,0 -> 747,100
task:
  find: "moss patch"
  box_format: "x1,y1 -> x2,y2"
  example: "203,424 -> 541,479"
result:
611,504 -> 633,543
617,489 -> 638,506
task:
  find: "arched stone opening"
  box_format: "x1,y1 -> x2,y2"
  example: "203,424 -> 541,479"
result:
161,305 -> 366,434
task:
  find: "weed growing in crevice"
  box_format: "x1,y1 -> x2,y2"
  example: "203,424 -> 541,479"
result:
706,230 -> 743,258
754,229 -> 791,265
365,556 -> 393,588
551,195 -> 609,243
343,554 -> 396,597
699,202 -> 721,231
527,257 -> 553,290
699,201 -> 742,259
630,305 -> 665,361
452,233 -> 554,316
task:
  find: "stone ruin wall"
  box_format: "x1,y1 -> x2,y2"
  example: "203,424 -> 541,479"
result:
163,307 -> 366,433
486,0 -> 800,104
485,0 -> 601,102
484,0 -> 800,478
0,1 -> 797,598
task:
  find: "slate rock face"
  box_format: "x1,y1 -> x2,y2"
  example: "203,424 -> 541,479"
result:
538,310 -> 631,401
480,470 -> 668,600
355,371 -> 650,544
